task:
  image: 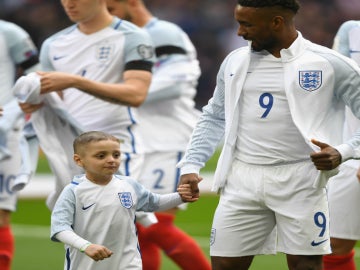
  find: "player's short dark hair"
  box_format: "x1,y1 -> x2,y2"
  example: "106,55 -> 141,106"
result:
238,0 -> 300,14
73,131 -> 121,154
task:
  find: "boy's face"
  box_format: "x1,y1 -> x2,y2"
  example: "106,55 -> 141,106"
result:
74,139 -> 121,182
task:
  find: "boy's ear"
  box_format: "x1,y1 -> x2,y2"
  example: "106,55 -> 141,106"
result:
73,154 -> 83,167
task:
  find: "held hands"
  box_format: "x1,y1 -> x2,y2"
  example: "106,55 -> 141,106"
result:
84,243 -> 113,262
19,102 -> 43,114
37,71 -> 79,94
310,139 -> 342,170
177,173 -> 202,202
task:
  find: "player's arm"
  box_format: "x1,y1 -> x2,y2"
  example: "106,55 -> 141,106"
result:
37,66 -> 152,107
144,55 -> 200,104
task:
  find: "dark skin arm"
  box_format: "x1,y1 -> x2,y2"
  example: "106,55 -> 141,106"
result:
310,139 -> 342,170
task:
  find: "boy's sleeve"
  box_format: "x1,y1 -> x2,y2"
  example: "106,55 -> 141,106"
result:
50,185 -> 76,241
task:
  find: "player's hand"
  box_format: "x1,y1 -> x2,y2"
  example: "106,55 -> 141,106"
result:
178,173 -> 201,200
310,139 -> 341,170
178,183 -> 200,202
0,106 -> 3,117
37,71 -> 79,94
18,102 -> 43,113
84,244 -> 113,261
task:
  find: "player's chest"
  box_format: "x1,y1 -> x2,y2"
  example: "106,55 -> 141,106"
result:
49,35 -> 124,72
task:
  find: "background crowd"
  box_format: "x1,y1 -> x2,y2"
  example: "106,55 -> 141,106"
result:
1,0 -> 360,108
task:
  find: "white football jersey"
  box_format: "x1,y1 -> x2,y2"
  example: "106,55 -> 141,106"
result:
235,50 -> 312,164
137,18 -> 201,152
40,17 -> 155,154
0,20 -> 38,105
51,174 -> 180,270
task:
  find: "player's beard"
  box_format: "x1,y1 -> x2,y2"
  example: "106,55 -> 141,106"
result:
251,38 -> 277,53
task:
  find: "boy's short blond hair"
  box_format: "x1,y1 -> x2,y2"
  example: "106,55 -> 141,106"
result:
73,131 -> 121,154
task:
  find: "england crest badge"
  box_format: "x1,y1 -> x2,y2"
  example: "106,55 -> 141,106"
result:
118,192 -> 133,209
299,70 -> 322,92
96,43 -> 114,63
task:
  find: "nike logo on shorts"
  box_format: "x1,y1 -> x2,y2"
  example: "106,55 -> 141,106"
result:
53,55 -> 66,61
82,203 -> 95,210
310,239 -> 328,246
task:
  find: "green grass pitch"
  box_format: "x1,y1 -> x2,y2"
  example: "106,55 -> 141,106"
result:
10,152 -> 360,269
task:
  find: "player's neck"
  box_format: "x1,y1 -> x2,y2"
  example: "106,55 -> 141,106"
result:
78,12 -> 113,35
133,8 -> 153,27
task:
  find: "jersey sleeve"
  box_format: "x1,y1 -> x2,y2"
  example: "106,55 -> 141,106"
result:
39,37 -> 55,71
3,21 -> 39,72
50,184 -> 77,242
121,21 -> 155,72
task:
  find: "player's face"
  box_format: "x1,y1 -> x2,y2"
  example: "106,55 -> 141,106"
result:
61,0 -> 103,23
106,0 -> 132,22
234,5 -> 277,53
74,140 -> 121,183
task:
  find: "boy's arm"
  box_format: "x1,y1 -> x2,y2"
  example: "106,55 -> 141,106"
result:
156,185 -> 199,212
55,231 -> 113,261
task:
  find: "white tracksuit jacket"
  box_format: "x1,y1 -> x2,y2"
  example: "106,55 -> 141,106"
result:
178,32 -> 360,192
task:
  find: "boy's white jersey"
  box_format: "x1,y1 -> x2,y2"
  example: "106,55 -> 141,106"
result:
40,17 -> 154,154
51,174 -> 169,270
137,18 -> 201,152
0,20 -> 38,105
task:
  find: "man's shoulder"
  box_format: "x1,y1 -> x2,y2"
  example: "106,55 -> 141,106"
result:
43,24 -> 77,45
223,46 -> 249,65
147,18 -> 183,34
338,20 -> 360,34
0,20 -> 29,41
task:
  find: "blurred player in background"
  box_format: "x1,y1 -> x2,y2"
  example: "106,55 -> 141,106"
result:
51,131 -> 197,270
19,0 -> 155,211
178,1 -> 360,269
322,20 -> 360,270
105,0 -> 211,269
0,20 -> 40,270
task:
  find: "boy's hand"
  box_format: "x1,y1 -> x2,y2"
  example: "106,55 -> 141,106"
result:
84,244 -> 113,261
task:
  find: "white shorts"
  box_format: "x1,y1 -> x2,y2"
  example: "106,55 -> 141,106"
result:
0,124 -> 22,211
120,152 -> 145,179
327,161 -> 360,240
210,159 -> 331,257
137,151 -> 183,194
137,151 -> 187,210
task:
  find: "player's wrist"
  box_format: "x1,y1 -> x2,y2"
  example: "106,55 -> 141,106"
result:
80,242 -> 92,253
